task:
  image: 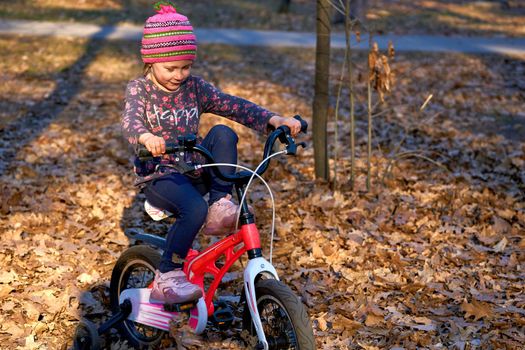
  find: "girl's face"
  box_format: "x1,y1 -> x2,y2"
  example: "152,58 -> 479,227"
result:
150,60 -> 193,92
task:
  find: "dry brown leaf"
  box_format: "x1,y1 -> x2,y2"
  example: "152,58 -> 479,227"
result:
492,216 -> 511,235
1,300 -> 16,312
365,313 -> 384,327
0,285 -> 14,298
461,299 -> 493,321
336,315 -> 361,335
493,237 -> 508,253
317,313 -> 329,331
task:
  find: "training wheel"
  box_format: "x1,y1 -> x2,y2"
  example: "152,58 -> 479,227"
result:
73,319 -> 101,350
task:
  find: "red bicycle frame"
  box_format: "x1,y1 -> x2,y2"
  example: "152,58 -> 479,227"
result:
184,222 -> 262,316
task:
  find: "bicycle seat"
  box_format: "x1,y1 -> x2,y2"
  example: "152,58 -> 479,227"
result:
144,200 -> 173,221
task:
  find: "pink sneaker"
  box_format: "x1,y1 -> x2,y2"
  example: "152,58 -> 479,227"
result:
203,195 -> 255,236
150,269 -> 202,304
203,195 -> 239,236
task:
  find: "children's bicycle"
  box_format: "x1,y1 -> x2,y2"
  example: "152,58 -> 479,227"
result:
73,116 -> 315,350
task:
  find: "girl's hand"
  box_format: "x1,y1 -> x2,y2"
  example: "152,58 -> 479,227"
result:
139,133 -> 166,157
269,115 -> 302,137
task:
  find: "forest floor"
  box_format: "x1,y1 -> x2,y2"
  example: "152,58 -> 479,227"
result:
0,1 -> 524,349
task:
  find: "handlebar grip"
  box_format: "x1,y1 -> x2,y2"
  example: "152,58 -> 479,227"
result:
137,144 -> 178,160
137,145 -> 152,160
293,115 -> 308,134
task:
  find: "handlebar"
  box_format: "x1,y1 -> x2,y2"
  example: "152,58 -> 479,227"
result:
136,115 -> 308,185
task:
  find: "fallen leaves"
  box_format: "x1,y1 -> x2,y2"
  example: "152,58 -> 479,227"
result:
460,299 -> 493,321
77,272 -> 101,285
0,34 -> 523,350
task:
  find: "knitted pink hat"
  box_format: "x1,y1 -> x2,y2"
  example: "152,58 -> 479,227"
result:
141,2 -> 197,63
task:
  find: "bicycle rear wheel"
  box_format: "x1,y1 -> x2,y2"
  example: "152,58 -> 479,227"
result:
109,245 -> 165,348
243,279 -> 316,350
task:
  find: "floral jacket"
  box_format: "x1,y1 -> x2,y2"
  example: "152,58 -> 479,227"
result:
121,75 -> 276,184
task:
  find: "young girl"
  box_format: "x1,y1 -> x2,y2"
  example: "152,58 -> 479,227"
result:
121,1 -> 301,305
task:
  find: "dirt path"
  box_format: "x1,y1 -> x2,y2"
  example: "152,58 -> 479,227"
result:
1,18 -> 525,57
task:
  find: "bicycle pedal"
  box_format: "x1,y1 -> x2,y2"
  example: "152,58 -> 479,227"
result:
211,301 -> 234,329
163,301 -> 196,313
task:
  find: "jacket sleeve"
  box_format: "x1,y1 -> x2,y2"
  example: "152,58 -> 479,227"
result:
196,77 -> 276,133
121,80 -> 151,144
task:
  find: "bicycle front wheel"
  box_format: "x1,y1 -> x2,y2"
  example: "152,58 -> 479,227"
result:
243,279 -> 316,350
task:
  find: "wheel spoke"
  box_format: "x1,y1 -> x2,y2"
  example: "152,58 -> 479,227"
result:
257,296 -> 298,349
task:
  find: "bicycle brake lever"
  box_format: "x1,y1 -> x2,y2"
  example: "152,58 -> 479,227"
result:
285,139 -> 297,155
285,140 -> 307,156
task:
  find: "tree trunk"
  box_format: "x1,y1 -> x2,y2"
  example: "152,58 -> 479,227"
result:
278,0 -> 292,13
313,0 -> 331,180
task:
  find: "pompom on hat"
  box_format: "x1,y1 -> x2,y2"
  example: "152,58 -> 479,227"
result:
141,1 -> 197,63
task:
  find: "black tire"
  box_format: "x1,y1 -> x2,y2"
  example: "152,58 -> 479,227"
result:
243,279 -> 316,350
73,319 -> 101,350
109,245 -> 165,349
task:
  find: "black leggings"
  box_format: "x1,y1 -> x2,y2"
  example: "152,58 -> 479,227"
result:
143,125 -> 238,272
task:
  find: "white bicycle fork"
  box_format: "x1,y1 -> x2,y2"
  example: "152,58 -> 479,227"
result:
243,256 -> 280,350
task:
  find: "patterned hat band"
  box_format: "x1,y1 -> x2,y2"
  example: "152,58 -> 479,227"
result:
141,3 -> 197,63
142,39 -> 196,50
145,20 -> 191,29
